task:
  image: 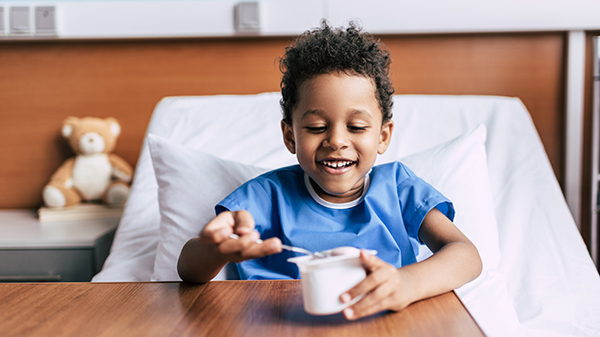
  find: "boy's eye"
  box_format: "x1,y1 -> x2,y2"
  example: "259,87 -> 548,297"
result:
305,126 -> 326,133
348,126 -> 368,132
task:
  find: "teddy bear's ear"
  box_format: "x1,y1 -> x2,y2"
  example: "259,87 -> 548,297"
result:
106,117 -> 121,136
61,117 -> 79,138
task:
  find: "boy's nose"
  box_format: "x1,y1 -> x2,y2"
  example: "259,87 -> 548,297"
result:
322,127 -> 348,150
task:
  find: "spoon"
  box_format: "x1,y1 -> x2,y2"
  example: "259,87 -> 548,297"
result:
228,233 -> 325,258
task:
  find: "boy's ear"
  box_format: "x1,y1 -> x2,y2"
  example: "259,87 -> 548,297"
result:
281,120 -> 297,154
377,120 -> 394,155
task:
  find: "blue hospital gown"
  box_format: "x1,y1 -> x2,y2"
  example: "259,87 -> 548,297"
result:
216,162 -> 454,280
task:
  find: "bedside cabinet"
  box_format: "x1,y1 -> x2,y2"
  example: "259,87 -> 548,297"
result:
0,210 -> 119,282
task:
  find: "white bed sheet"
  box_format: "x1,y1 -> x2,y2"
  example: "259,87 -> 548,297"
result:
93,93 -> 600,336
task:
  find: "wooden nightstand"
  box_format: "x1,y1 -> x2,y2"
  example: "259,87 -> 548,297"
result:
0,210 -> 118,282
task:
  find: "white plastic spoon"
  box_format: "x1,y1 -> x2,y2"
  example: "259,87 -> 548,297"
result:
228,233 -> 326,258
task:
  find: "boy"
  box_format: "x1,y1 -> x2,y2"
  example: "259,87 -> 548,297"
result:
178,22 -> 482,321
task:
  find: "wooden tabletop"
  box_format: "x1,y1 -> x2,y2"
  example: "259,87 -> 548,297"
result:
0,280 -> 484,337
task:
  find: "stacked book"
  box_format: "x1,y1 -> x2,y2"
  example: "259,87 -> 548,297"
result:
37,203 -> 124,222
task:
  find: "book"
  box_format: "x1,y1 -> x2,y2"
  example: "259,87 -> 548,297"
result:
37,202 -> 124,223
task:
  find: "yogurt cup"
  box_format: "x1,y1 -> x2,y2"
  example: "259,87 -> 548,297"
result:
288,247 -> 376,315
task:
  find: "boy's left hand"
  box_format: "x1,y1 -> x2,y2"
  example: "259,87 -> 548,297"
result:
340,251 -> 414,321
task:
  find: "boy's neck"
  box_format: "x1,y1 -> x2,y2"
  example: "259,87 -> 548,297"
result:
310,179 -> 363,203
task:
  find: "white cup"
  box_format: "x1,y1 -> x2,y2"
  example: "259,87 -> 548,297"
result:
288,247 -> 375,315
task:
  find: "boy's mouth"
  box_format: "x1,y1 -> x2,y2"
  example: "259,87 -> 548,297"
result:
319,159 -> 356,170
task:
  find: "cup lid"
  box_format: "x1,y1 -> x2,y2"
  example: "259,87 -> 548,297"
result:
287,247 -> 377,266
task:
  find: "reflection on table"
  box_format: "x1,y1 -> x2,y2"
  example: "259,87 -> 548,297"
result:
0,280 -> 484,337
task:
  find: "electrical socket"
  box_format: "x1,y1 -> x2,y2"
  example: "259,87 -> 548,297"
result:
10,6 -> 30,35
234,2 -> 261,33
0,7 -> 5,34
35,6 -> 56,35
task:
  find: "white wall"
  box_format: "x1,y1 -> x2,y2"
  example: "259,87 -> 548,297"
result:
1,0 -> 599,39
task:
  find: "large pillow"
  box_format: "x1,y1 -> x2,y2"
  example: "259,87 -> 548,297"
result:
148,134 -> 269,281
401,124 -> 521,336
402,124 -> 501,272
149,124 -> 500,279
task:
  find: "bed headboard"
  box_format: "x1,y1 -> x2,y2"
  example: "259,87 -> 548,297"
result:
0,32 -> 565,209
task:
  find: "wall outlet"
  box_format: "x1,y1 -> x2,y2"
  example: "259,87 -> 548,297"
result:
35,6 -> 56,35
234,2 -> 261,33
10,6 -> 30,35
0,7 -> 5,34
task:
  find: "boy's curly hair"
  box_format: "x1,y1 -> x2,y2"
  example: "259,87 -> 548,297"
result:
279,21 -> 394,125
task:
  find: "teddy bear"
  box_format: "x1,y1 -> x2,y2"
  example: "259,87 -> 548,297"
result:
42,117 -> 133,208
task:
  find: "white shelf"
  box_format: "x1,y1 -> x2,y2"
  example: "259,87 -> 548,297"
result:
0,209 -> 119,249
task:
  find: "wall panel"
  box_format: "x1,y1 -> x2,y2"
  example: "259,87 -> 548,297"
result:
382,33 -> 565,183
0,32 -> 565,209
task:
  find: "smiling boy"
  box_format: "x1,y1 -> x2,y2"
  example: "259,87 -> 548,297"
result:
178,22 -> 482,320
284,73 -> 390,204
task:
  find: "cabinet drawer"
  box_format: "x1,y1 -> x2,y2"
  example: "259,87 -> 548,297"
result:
0,249 -> 94,282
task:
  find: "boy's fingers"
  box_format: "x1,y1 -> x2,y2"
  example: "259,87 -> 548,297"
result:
239,238 -> 282,259
231,210 -> 255,235
199,210 -> 256,245
199,211 -> 236,244
222,237 -> 282,261
218,230 -> 260,254
342,253 -> 388,300
343,282 -> 393,320
360,250 -> 384,272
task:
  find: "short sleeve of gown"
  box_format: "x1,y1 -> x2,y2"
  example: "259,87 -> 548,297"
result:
396,164 -> 455,243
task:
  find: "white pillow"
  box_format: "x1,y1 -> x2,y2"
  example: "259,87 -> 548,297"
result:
400,124 -> 521,336
149,124 -> 501,280
148,134 -> 269,281
401,124 -> 501,272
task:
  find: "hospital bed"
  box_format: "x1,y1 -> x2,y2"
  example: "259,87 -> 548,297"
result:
92,93 -> 600,337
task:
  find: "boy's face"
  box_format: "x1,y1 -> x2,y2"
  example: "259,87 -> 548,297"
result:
281,72 -> 393,203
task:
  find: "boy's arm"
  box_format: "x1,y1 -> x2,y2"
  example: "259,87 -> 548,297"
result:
340,208 -> 482,320
177,210 -> 282,283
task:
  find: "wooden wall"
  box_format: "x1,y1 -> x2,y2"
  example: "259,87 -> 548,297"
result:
0,32 -> 566,209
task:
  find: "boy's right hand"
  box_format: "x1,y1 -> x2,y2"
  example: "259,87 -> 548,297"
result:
199,210 -> 282,263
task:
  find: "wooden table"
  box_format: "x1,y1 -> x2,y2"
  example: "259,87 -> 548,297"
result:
0,280 -> 484,337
